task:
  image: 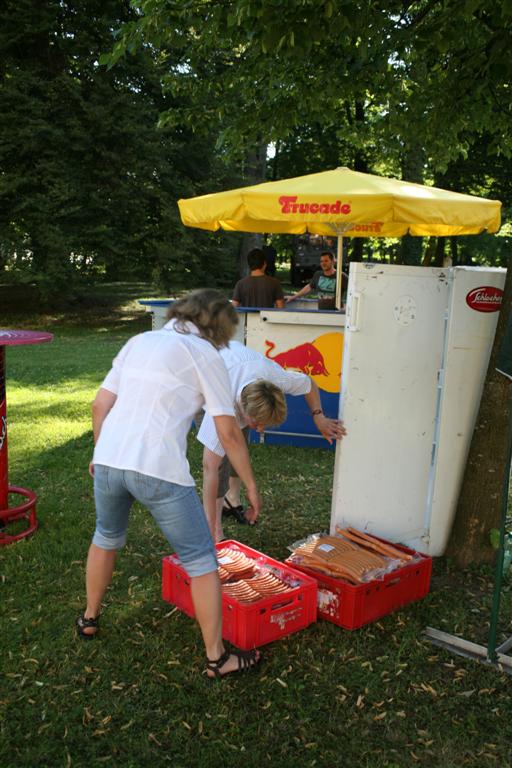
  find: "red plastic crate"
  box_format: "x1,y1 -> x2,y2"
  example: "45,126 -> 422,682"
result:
162,540 -> 318,649
285,538 -> 432,630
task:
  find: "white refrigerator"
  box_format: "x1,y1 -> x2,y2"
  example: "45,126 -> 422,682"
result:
330,263 -> 506,556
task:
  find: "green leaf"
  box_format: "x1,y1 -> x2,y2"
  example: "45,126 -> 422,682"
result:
490,528 -> 500,549
464,0 -> 481,12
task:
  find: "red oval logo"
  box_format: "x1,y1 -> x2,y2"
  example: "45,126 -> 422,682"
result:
466,286 -> 503,313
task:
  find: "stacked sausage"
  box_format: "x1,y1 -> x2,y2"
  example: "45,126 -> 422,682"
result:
289,527 -> 412,585
217,546 -> 292,603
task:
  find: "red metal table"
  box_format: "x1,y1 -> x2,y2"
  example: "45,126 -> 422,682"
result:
0,329 -> 53,545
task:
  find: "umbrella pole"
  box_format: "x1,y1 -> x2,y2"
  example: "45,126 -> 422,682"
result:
335,235 -> 344,309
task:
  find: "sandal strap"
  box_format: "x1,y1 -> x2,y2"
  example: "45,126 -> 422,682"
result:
77,614 -> 99,629
234,648 -> 259,671
206,649 -> 231,678
206,648 -> 260,678
206,648 -> 259,677
222,499 -> 247,524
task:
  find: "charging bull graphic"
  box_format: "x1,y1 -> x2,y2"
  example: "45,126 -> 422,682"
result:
265,339 -> 329,376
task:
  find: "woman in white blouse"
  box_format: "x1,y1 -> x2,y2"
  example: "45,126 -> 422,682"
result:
77,289 -> 262,679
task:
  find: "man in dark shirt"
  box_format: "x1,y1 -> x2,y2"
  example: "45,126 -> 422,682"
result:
232,248 -> 285,308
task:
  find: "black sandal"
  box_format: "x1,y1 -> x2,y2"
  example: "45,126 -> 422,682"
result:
206,648 -> 261,679
222,498 -> 248,524
76,613 -> 99,640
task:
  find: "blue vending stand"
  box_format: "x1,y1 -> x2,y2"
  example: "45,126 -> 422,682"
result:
138,299 -> 175,329
245,308 -> 345,449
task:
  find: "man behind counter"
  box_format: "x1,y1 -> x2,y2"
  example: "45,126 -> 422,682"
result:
286,251 -> 346,310
232,248 -> 285,308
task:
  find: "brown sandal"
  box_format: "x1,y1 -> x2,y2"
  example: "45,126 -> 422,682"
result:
222,498 -> 248,524
76,613 -> 99,640
206,648 -> 261,679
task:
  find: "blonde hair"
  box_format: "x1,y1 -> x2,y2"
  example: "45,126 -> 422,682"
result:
167,289 -> 238,349
240,381 -> 287,427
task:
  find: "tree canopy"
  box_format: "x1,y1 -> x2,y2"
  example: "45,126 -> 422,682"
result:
0,0 -> 243,302
107,0 -> 511,266
2,0 -> 511,300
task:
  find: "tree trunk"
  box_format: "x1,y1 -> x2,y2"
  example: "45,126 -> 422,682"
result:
350,238 -> 364,263
105,260 -> 120,281
460,240 -> 473,266
400,234 -> 423,265
422,236 -> 437,266
349,101 -> 367,264
399,146 -> 424,265
238,143 -> 267,277
433,236 -> 445,267
446,263 -> 512,566
450,236 -> 459,266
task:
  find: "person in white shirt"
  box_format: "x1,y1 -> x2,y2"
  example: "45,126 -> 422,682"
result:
198,341 -> 346,541
77,290 -> 262,679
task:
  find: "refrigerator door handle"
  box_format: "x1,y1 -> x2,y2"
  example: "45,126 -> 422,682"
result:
347,291 -> 362,331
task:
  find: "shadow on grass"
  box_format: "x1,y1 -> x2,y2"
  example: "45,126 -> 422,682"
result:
0,280 -> 163,333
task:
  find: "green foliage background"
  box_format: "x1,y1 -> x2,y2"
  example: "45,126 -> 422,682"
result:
1,0 -> 512,303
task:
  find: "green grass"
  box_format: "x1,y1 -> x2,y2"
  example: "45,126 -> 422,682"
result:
1,283 -> 512,768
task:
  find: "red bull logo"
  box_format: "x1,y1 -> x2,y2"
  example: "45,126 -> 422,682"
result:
264,332 -> 343,393
265,340 -> 329,376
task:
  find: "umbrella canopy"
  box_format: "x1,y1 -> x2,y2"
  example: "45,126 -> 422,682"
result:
178,167 -> 501,237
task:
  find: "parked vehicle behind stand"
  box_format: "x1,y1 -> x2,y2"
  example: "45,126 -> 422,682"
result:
290,234 -> 337,286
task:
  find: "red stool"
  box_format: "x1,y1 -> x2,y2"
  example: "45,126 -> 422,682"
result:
0,329 -> 53,545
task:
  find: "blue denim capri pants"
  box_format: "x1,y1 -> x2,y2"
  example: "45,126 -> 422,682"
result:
92,465 -> 217,577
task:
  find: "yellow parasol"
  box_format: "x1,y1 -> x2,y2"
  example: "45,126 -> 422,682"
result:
178,167 -> 501,306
